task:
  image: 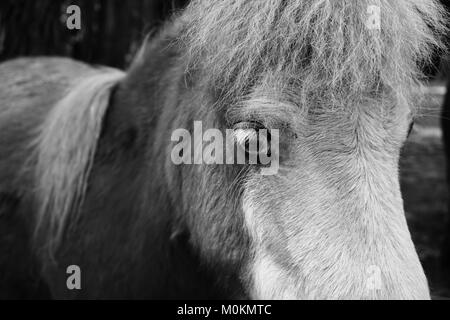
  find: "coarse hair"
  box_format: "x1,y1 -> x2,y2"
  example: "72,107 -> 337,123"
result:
180,0 -> 447,110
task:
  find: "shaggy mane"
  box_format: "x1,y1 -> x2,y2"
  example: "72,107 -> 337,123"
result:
34,68 -> 125,251
181,0 -> 447,108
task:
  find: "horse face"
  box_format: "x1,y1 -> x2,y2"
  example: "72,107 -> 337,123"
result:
174,0 -> 444,300
175,84 -> 428,299
233,91 -> 428,299
10,0 -> 442,301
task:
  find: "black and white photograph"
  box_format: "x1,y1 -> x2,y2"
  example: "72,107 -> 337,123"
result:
1,0 -> 450,304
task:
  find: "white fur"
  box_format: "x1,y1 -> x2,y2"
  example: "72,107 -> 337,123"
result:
242,151 -> 431,300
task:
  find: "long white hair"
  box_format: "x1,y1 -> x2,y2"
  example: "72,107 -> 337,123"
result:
181,0 -> 447,109
33,69 -> 125,251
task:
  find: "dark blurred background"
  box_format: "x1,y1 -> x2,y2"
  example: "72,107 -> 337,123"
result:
0,0 -> 188,68
1,0 -> 450,298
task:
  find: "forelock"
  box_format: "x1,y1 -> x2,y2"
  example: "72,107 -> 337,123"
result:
180,0 -> 447,110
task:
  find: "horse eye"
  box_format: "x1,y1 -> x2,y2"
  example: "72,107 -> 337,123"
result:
233,122 -> 271,165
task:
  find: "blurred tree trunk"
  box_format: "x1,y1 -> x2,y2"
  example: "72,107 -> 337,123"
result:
0,0 -> 188,68
442,80 -> 450,273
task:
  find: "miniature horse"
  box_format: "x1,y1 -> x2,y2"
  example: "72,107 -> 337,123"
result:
0,0 -> 447,299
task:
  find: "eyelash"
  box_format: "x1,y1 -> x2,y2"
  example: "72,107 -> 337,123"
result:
407,121 -> 414,137
233,122 -> 272,165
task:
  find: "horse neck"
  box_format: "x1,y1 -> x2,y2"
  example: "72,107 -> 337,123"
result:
109,23 -> 233,298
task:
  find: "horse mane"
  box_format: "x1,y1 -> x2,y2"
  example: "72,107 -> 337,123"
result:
33,68 -> 125,251
181,0 -> 447,108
